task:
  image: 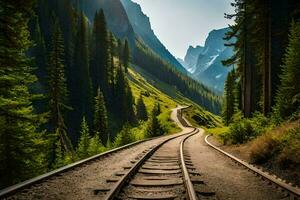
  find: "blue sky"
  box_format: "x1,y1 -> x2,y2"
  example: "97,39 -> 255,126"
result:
131,0 -> 234,59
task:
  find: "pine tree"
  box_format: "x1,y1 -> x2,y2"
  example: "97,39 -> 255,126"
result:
123,39 -> 130,72
68,12 -> 93,141
88,134 -> 104,156
77,117 -> 91,159
155,102 -> 162,115
47,17 -> 73,155
146,105 -> 164,138
114,66 -> 135,124
117,39 -> 123,66
136,94 -> 148,121
114,124 -> 134,147
29,16 -> 47,85
90,10 -> 109,95
275,21 -> 300,118
222,70 -> 237,125
93,88 -> 109,145
0,0 -> 46,188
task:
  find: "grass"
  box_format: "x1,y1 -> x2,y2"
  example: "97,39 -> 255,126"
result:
205,127 -> 229,137
128,67 -> 182,135
182,106 -> 222,129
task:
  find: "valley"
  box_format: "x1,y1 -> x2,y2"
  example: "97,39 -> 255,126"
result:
1,0 -> 300,199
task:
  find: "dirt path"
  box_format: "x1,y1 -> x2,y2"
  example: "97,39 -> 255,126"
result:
186,128 -> 289,200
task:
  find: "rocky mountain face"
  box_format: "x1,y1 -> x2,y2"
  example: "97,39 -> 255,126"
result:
183,45 -> 204,73
121,0 -> 186,73
73,0 -> 186,73
180,28 -> 233,93
74,0 -> 135,44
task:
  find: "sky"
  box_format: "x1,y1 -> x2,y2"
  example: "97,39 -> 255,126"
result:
131,0 -> 234,59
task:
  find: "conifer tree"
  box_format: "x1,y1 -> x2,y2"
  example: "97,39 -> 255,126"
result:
88,134 -> 104,156
68,12 -> 93,140
117,39 -> 123,66
136,94 -> 148,121
90,10 -> 109,95
155,102 -> 162,115
123,39 -> 130,72
222,70 -> 237,125
275,21 -> 300,118
0,0 -> 46,188
114,66 -> 135,124
47,18 -> 73,155
77,117 -> 91,159
146,105 -> 164,138
108,32 -> 115,87
94,88 -> 109,144
114,124 -> 134,147
29,16 -> 47,84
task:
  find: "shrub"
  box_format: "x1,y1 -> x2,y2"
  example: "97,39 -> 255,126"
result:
228,118 -> 254,144
276,127 -> 300,168
220,112 -> 270,144
114,124 -> 135,147
250,133 -> 279,163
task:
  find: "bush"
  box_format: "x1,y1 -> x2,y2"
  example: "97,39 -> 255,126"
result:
276,127 -> 300,168
113,124 -> 135,147
249,133 -> 279,163
249,123 -> 300,170
219,112 -> 270,144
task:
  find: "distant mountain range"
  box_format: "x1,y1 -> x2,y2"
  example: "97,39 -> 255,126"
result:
75,0 -> 232,93
74,0 -> 186,73
178,28 -> 234,93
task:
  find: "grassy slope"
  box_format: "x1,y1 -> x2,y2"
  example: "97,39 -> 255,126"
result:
127,64 -> 222,135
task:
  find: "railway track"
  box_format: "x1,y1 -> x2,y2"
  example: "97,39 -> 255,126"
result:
205,135 -> 300,200
102,128 -> 207,200
1,107 -> 212,200
2,105 -> 298,200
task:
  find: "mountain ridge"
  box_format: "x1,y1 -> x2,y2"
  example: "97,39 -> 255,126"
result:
180,27 -> 233,93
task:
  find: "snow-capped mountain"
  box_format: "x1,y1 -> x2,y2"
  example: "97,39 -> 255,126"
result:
180,28 -> 233,93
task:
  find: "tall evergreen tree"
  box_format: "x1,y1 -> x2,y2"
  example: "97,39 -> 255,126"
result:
0,0 -> 46,188
68,12 -> 93,141
77,117 -> 90,159
93,88 -> 109,144
136,94 -> 148,121
47,18 -> 73,156
117,39 -> 123,66
275,21 -> 300,118
29,16 -> 47,85
114,66 -> 135,124
90,10 -> 109,95
222,70 -> 237,125
123,39 -> 130,72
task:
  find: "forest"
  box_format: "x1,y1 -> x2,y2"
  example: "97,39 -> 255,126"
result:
220,0 -> 300,182
0,0 -> 222,189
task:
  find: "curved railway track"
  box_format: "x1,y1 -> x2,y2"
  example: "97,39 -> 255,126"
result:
103,128 -> 202,200
0,107 -> 208,200
205,135 -> 300,199
1,105 -> 299,200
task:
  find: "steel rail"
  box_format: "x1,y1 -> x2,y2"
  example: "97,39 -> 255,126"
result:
205,134 -> 300,198
180,128 -> 199,200
0,136 -> 154,198
104,127 -> 198,200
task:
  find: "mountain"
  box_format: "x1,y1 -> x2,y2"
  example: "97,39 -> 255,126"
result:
73,0 -> 186,73
181,28 -> 233,93
183,45 -> 204,73
120,0 -> 186,73
73,0 -> 135,44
